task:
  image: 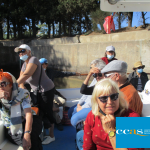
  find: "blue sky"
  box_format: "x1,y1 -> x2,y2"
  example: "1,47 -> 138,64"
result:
116,12 -> 150,29
97,12 -> 150,30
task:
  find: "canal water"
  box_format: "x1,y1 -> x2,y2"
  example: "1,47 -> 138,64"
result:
54,76 -> 92,89
2,64 -> 92,89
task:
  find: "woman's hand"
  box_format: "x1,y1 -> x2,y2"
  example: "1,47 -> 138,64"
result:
19,83 -> 26,89
23,108 -> 32,150
83,67 -> 100,85
77,104 -> 82,112
101,114 -> 116,134
89,67 -> 100,74
0,90 -> 10,99
22,133 -> 31,150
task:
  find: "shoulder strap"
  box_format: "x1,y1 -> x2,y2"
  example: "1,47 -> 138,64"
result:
38,65 -> 42,90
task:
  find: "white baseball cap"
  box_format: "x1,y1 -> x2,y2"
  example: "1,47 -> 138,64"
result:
14,44 -> 31,52
106,45 -> 115,52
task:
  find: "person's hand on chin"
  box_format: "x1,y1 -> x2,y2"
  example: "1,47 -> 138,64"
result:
101,114 -> 116,134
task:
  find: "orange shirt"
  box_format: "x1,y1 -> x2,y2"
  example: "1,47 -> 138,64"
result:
120,84 -> 143,116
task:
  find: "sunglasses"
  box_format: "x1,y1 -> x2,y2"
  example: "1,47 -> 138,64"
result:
137,67 -> 143,69
104,73 -> 115,78
17,49 -> 26,55
98,93 -> 119,103
0,81 -> 10,87
93,73 -> 102,78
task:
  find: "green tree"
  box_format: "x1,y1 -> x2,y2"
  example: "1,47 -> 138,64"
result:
90,7 -> 110,32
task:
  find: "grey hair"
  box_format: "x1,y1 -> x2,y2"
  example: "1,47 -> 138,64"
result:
119,72 -> 127,79
90,59 -> 106,70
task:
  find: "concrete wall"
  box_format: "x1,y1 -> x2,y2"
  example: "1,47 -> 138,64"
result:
0,46 -> 20,78
31,37 -> 78,46
0,40 -> 25,46
1,30 -> 150,75
30,39 -> 150,74
80,30 -> 150,43
2,30 -> 150,46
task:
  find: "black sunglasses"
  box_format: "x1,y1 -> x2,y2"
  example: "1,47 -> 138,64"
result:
98,93 -> 119,103
93,73 -> 102,78
17,49 -> 26,55
0,81 -> 10,87
137,67 -> 143,69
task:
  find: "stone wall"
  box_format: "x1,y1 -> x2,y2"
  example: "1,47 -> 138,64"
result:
30,39 -> 150,74
1,30 -> 150,75
0,46 -> 20,78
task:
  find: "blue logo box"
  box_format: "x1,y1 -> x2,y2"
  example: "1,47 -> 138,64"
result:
116,117 -> 150,148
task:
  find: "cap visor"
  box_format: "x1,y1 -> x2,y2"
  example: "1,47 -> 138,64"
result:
14,47 -> 19,52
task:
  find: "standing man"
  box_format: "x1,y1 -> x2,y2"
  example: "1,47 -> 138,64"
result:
39,58 -> 80,131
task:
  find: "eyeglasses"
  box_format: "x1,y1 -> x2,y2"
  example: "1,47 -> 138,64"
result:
0,81 -> 10,87
104,73 -> 115,78
93,73 -> 102,78
137,67 -> 143,69
17,49 -> 26,55
98,93 -> 119,103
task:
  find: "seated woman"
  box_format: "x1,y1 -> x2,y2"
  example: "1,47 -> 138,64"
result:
128,61 -> 148,92
77,78 -> 143,150
0,70 -> 42,150
101,45 -> 117,65
70,59 -> 106,128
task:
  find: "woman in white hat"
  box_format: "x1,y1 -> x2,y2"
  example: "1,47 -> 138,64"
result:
128,61 -> 148,92
14,44 -> 56,144
101,45 -> 117,65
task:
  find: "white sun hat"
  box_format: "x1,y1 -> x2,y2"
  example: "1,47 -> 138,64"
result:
14,44 -> 31,52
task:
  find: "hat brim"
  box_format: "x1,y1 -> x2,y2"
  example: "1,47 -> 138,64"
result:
14,47 -> 20,52
133,65 -> 145,70
106,49 -> 115,52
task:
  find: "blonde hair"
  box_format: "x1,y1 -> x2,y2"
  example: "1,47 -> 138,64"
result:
91,78 -> 128,116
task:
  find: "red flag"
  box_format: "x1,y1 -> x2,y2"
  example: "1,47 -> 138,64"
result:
103,14 -> 115,34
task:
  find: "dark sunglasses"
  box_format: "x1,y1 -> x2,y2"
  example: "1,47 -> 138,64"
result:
17,49 -> 26,55
98,93 -> 119,103
93,73 -> 102,78
0,81 -> 10,87
137,67 -> 143,69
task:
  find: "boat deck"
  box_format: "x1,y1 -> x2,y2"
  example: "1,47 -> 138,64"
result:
43,125 -> 76,150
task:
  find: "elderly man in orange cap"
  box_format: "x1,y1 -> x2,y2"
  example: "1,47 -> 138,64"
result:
128,61 -> 148,92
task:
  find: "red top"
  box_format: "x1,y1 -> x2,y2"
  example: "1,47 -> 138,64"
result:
101,57 -> 117,65
83,109 -> 144,150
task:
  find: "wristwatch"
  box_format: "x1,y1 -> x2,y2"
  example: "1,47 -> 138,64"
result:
108,130 -> 116,138
24,131 -> 31,134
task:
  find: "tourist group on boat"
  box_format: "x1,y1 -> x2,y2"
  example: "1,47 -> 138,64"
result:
0,44 -> 149,150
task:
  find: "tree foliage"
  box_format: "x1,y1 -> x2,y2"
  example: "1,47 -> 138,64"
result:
90,6 -> 111,32
0,0 -> 136,39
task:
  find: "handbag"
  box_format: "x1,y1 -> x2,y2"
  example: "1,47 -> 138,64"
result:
30,65 -> 42,107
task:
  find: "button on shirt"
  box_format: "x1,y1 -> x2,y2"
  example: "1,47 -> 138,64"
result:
137,78 -> 143,92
